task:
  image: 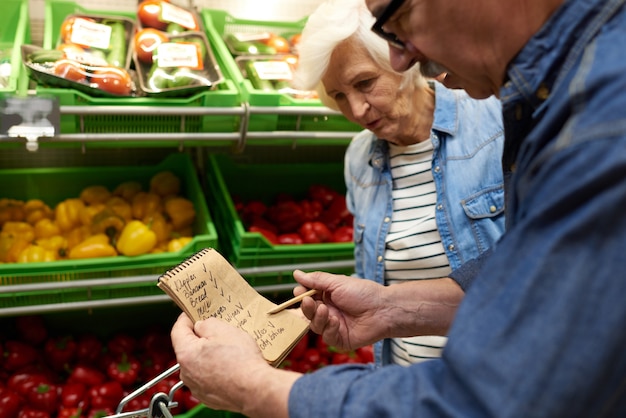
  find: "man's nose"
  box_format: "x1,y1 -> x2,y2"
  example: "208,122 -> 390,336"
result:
388,45 -> 418,72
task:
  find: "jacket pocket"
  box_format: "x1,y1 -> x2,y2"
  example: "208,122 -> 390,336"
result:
462,185 -> 505,219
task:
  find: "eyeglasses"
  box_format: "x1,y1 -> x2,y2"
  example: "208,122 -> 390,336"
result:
370,0 -> 407,50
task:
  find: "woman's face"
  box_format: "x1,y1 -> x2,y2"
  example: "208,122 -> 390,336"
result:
322,38 -> 414,144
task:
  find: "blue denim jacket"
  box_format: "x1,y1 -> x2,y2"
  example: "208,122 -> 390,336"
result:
345,82 -> 506,365
290,0 -> 626,416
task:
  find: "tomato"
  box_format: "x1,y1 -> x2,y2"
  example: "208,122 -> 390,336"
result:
134,28 -> 168,64
289,33 -> 302,50
53,59 -> 87,84
90,67 -> 132,96
137,0 -> 168,31
265,35 -> 290,54
60,17 -> 95,47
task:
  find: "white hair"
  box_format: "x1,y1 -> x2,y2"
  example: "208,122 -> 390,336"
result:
293,0 -> 426,109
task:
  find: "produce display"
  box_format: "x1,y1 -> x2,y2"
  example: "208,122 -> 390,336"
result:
224,31 -> 317,99
0,170 -> 196,264
0,314 -> 200,417
234,184 -> 354,245
23,14 -> 136,97
280,330 -> 374,373
23,0 -> 222,98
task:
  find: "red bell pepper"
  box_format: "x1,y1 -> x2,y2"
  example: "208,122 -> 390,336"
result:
7,372 -> 51,399
86,408 -> 113,418
277,233 -> 304,245
27,383 -> 59,414
57,408 -> 83,418
88,381 -> 123,410
0,389 -> 22,418
266,200 -> 304,233
298,221 -> 332,243
332,226 -> 354,243
67,365 -> 106,388
16,407 -> 50,418
356,345 -> 374,363
3,341 -> 40,372
60,382 -> 89,409
308,184 -> 339,208
75,334 -> 103,366
106,334 -> 136,357
320,197 -> 351,230
106,354 -> 140,387
140,349 -> 174,382
299,200 -> 323,222
44,336 -> 76,372
249,226 -> 279,244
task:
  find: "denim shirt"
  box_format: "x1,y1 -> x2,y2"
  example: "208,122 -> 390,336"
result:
345,82 -> 506,365
290,0 -> 626,416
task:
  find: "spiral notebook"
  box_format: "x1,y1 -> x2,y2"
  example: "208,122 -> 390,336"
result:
157,248 -> 310,366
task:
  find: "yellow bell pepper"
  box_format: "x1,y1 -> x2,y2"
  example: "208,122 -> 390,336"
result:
2,221 -> 35,242
80,185 -> 111,205
167,236 -> 193,253
17,244 -> 57,263
131,192 -> 162,220
150,171 -> 181,197
113,181 -> 143,201
164,197 -> 196,230
116,220 -> 157,256
55,198 -> 86,232
34,218 -> 62,239
36,235 -> 68,259
106,196 -> 133,221
91,208 -> 126,241
68,233 -> 117,259
65,225 -> 92,250
144,212 -> 172,244
24,199 -> 53,225
0,198 -> 25,226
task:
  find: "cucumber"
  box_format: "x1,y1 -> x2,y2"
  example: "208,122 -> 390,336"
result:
28,49 -> 64,64
225,34 -> 276,55
244,60 -> 274,91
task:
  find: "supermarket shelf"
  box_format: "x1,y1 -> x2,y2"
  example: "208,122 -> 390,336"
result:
0,259 -> 355,316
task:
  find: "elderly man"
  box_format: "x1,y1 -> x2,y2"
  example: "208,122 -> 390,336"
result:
171,0 -> 626,416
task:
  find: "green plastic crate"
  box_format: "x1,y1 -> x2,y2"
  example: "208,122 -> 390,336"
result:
201,9 -> 361,135
205,153 -> 354,286
36,0 -> 242,137
0,153 -> 218,290
0,0 -> 30,98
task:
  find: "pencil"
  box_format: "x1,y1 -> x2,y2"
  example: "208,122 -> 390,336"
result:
266,289 -> 318,315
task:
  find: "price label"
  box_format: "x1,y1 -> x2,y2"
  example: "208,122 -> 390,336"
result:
1,96 -> 60,150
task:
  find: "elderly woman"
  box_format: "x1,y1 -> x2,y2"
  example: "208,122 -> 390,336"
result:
293,0 -> 506,366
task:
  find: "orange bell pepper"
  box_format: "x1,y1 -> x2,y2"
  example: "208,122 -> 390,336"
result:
23,199 -> 53,225
164,197 -> 196,230
2,221 -> 35,242
0,231 -> 31,263
34,218 -> 62,239
80,185 -> 112,205
149,171 -> 181,197
17,244 -> 57,263
131,192 -> 162,220
113,181 -> 143,201
68,233 -> 117,259
116,220 -> 157,256
55,198 -> 86,232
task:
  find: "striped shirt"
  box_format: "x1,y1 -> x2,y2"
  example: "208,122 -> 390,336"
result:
386,141 -> 451,365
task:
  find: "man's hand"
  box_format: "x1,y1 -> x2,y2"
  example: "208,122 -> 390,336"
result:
294,270 -> 465,351
171,314 -> 300,418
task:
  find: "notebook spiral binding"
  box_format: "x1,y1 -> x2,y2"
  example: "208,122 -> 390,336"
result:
157,247 -> 213,281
